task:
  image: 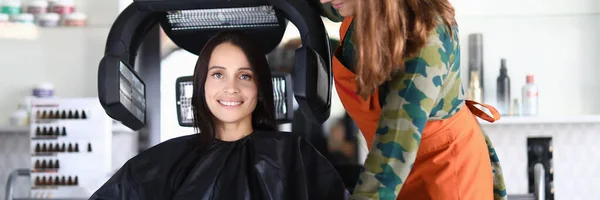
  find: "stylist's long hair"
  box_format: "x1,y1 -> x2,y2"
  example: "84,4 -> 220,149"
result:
353,0 -> 456,98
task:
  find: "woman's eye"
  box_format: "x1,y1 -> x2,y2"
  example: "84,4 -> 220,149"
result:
212,73 -> 223,79
240,74 -> 252,80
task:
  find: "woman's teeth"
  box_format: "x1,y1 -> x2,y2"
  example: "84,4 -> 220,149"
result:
219,101 -> 242,106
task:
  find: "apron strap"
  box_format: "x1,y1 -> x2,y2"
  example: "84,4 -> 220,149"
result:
465,100 -> 501,123
339,16 -> 354,41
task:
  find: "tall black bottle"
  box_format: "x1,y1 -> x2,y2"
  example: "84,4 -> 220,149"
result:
468,34 -> 485,101
497,58 -> 511,115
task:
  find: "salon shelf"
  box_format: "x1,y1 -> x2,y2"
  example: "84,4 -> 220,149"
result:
31,136 -> 60,140
0,24 -> 111,41
478,115 -> 600,125
31,169 -> 59,173
0,122 -> 135,134
0,126 -> 28,133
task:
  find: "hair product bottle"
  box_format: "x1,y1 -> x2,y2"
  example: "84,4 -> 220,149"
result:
468,34 -> 485,102
521,74 -> 539,116
510,98 -> 521,116
496,58 -> 511,115
467,71 -> 482,103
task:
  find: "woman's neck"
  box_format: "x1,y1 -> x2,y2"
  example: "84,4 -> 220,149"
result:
215,119 -> 254,142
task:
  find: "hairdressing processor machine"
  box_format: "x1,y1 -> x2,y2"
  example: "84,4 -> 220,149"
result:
98,0 -> 332,130
5,1 -> 543,199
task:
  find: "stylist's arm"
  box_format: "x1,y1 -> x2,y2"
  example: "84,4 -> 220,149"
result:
317,0 -> 507,200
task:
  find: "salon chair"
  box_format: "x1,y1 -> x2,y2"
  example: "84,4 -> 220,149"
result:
98,0 -> 333,131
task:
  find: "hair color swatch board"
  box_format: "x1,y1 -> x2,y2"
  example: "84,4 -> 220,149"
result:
29,98 -> 112,199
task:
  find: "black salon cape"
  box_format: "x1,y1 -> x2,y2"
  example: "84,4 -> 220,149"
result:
89,131 -> 349,200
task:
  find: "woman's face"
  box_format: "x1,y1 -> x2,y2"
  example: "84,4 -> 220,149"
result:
320,0 -> 356,17
204,42 -> 258,125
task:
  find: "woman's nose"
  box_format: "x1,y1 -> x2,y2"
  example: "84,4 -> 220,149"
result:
223,80 -> 240,94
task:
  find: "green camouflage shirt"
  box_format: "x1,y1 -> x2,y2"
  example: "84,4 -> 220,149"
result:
320,3 -> 507,200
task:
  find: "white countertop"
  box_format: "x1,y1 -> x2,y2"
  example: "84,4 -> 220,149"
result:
0,125 -> 28,133
5,116 -> 600,130
478,115 -> 600,125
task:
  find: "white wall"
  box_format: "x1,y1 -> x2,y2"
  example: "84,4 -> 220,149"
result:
453,0 -> 600,196
159,50 -> 196,141
0,0 -> 121,124
452,0 -> 600,115
451,0 -> 599,16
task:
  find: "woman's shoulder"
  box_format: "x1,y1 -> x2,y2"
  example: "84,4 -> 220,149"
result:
252,130 -> 310,144
119,134 -> 200,175
412,19 -> 459,68
252,130 -> 301,145
90,134 -> 201,199
252,130 -> 320,152
429,19 -> 460,49
132,134 -> 199,160
253,130 -> 293,138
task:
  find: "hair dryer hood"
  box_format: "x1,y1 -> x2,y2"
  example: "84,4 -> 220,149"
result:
98,0 -> 332,131
147,1 -> 288,55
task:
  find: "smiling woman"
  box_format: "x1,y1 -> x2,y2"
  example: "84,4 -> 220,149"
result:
89,31 -> 349,200
192,32 -> 274,147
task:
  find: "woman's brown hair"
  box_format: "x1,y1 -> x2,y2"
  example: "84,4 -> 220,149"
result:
192,31 -> 277,152
353,0 -> 456,99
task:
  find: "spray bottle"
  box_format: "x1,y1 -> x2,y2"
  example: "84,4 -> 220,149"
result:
521,74 -> 539,116
496,58 -> 511,115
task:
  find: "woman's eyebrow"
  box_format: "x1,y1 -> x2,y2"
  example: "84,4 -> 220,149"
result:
208,66 -> 226,70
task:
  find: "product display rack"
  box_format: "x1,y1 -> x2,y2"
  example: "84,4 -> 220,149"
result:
28,98 -> 112,199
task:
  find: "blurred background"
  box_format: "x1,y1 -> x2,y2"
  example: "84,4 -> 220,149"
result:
0,0 -> 599,199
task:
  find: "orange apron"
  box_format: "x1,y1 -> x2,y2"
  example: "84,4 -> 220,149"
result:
333,16 -> 497,199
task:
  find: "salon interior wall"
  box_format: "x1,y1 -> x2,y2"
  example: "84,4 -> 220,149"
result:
451,0 -> 600,198
2,0 -> 596,129
451,0 -> 600,116
0,0 -> 123,125
0,1 -> 135,199
0,1 -> 597,123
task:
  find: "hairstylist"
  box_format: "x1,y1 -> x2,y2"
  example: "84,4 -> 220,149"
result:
317,0 -> 508,199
